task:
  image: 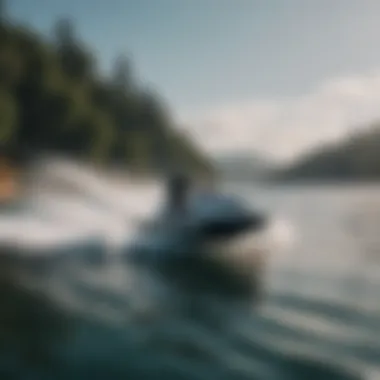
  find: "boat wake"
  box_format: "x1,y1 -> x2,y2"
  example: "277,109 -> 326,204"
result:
0,157 -> 369,380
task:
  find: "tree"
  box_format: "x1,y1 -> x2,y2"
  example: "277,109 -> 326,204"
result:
0,17 -> 212,175
54,18 -> 94,81
111,54 -> 135,94
0,0 -> 6,25
0,89 -> 17,145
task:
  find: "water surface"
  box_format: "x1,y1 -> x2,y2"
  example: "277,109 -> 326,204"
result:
1,179 -> 379,380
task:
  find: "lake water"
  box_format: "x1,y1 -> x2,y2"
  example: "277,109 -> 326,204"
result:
0,171 -> 379,380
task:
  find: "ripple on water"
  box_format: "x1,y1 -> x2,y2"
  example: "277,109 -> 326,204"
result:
0,169 -> 377,379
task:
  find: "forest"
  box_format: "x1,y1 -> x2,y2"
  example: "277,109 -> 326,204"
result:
275,125 -> 380,182
0,5 -> 212,175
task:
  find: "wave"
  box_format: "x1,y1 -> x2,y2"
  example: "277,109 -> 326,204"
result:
0,157 -> 375,379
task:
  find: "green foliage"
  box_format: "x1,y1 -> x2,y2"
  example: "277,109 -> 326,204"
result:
0,89 -> 17,144
0,15 -> 211,174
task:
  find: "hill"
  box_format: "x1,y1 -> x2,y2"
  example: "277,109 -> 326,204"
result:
275,125 -> 380,182
0,11 -> 212,176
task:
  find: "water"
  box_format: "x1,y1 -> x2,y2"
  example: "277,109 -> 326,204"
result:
0,165 -> 379,379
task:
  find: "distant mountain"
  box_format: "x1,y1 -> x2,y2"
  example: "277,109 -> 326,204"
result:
214,151 -> 277,181
275,125 -> 380,182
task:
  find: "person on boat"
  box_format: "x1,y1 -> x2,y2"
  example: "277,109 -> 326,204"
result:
166,172 -> 190,219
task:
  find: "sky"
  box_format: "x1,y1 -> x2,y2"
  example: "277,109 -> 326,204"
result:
7,0 -> 380,161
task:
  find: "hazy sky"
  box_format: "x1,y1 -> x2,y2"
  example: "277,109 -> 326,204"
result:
8,0 -> 380,160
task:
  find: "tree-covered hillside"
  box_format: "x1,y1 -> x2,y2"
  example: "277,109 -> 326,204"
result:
275,125 -> 380,182
0,5 -> 211,175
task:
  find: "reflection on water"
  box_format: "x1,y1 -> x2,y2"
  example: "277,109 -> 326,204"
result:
1,180 -> 380,379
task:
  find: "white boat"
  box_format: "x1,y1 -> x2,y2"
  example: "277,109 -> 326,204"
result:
129,188 -> 267,261
126,174 -> 269,299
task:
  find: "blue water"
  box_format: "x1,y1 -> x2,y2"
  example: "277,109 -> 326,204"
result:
1,178 -> 379,380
